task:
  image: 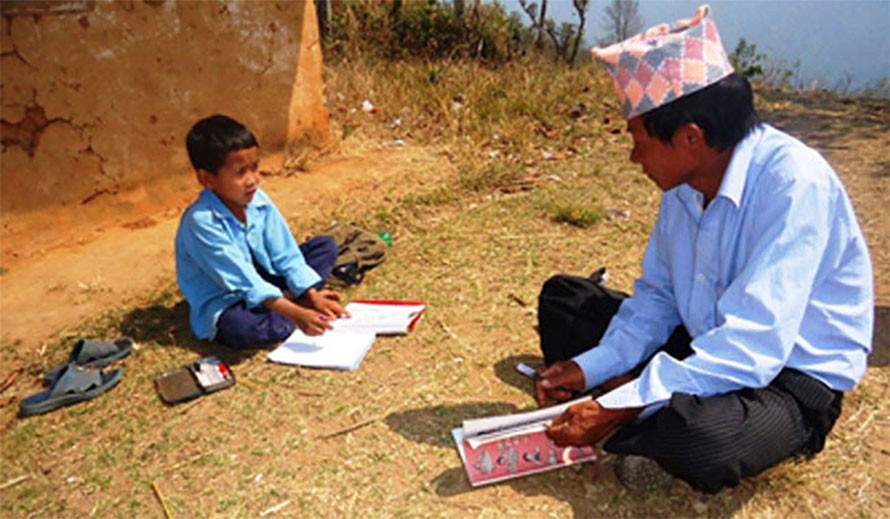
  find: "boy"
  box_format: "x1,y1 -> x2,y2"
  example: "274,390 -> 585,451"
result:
175,114 -> 347,349
535,6 -> 873,493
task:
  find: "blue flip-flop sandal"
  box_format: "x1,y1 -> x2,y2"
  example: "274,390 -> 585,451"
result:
44,337 -> 135,384
20,363 -> 123,417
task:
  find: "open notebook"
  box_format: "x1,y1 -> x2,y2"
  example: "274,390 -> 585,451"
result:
337,300 -> 426,335
267,300 -> 426,371
267,328 -> 375,371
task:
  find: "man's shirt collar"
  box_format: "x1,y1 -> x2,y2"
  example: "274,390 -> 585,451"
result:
716,124 -> 764,208
675,124 -> 765,212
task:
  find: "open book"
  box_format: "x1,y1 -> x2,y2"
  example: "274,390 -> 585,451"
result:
452,396 -> 596,486
336,300 -> 426,335
267,300 -> 426,371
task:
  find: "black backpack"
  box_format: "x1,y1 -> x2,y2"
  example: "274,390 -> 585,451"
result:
537,268 -> 628,365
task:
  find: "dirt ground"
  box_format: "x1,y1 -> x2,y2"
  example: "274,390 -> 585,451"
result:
0,89 -> 887,517
0,145 -> 443,352
2,89 -> 885,367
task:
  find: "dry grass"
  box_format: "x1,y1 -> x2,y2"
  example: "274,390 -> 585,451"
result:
1,59 -> 888,517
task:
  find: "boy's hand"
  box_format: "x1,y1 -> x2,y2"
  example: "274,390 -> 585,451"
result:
293,309 -> 334,336
304,288 -> 350,319
264,297 -> 333,336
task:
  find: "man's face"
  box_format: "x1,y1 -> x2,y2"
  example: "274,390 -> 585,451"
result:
627,117 -> 695,192
200,146 -> 260,218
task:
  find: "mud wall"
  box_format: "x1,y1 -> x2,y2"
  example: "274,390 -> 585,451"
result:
0,0 -> 332,215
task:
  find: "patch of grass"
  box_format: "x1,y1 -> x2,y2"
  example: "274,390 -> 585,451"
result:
552,202 -> 604,228
3,59 -> 888,518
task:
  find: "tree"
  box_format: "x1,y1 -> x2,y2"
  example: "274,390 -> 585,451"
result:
517,0 -> 549,50
568,0 -> 590,65
599,0 -> 642,46
518,0 -> 590,66
729,37 -> 795,88
315,0 -> 331,39
729,38 -> 766,80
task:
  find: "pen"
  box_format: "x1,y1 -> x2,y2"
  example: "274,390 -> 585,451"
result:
517,362 -> 579,398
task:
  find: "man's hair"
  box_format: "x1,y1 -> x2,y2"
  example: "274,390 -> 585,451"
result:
185,114 -> 258,174
641,73 -> 760,151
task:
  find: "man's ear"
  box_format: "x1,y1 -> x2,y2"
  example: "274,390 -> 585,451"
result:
677,123 -> 706,150
196,169 -> 215,189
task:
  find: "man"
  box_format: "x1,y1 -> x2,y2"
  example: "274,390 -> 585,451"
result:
535,5 -> 873,493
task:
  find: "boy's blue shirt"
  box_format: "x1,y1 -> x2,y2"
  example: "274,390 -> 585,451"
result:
175,187 -> 321,340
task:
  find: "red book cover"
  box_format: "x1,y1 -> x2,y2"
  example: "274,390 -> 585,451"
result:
452,396 -> 597,486
453,426 -> 596,486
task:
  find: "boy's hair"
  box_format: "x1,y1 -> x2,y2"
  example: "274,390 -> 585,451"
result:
185,114 -> 259,174
641,73 -> 760,151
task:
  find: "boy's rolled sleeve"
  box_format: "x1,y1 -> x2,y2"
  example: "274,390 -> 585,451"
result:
260,201 -> 322,295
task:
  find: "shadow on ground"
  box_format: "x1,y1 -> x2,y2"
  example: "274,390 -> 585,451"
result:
386,397 -> 752,517
118,299 -> 263,367
492,354 -> 544,395
385,401 -> 521,449
386,302 -> 890,518
869,305 -> 889,367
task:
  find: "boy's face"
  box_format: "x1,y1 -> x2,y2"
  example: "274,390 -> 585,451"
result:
198,146 -> 260,219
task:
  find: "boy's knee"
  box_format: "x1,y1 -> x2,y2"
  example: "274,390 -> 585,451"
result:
216,306 -> 295,348
301,236 -> 338,282
315,236 -> 338,263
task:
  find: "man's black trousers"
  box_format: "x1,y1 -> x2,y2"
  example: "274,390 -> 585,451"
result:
538,274 -> 844,494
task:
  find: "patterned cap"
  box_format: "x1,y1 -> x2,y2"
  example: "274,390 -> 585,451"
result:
591,4 -> 734,119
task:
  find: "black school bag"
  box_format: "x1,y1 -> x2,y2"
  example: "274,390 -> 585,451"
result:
537,267 -> 628,366
320,223 -> 387,288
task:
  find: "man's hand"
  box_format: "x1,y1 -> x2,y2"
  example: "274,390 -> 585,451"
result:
535,360 -> 586,405
546,400 -> 641,447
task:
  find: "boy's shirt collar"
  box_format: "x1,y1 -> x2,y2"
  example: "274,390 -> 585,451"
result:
200,187 -> 270,222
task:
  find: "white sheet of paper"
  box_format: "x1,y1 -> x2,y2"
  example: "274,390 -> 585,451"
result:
333,302 -> 426,335
267,329 -> 376,371
461,395 -> 592,437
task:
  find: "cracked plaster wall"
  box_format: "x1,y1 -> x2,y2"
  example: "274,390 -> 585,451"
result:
0,0 -> 331,214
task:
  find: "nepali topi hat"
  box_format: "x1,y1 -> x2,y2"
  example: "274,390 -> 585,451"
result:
591,4 -> 734,119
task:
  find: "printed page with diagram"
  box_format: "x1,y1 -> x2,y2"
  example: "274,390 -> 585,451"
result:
452,396 -> 597,486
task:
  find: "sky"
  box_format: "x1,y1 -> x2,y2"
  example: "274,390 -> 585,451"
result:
497,0 -> 890,91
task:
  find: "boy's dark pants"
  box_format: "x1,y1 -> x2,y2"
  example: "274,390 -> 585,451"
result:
538,274 -> 843,494
214,236 -> 338,349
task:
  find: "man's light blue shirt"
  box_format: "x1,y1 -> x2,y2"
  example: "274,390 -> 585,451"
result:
575,124 -> 874,409
175,188 -> 321,340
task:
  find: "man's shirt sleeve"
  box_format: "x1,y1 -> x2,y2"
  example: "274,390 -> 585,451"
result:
598,150 -> 838,409
572,200 -> 682,391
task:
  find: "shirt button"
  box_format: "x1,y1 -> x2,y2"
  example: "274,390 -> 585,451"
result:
696,273 -> 706,282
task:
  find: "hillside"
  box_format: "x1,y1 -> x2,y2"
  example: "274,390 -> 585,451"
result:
1,62 -> 887,517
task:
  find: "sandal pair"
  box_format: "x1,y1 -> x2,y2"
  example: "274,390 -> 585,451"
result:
19,338 -> 134,417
